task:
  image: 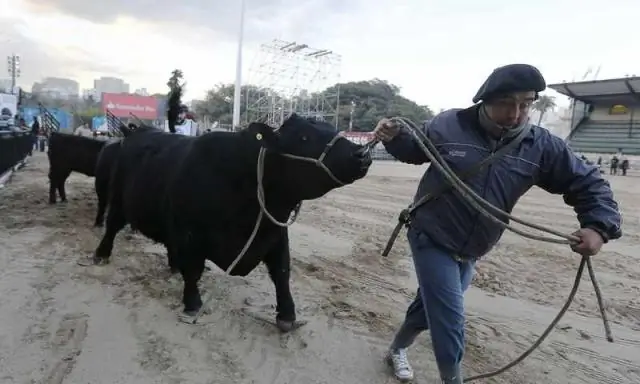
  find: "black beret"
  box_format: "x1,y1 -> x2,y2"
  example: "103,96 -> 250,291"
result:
472,64 -> 546,103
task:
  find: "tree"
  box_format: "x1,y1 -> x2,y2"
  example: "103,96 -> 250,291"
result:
167,69 -> 184,92
532,94 -> 557,125
322,79 -> 434,131
193,79 -> 434,131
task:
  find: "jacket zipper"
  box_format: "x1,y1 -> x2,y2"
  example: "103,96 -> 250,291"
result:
458,132 -> 504,257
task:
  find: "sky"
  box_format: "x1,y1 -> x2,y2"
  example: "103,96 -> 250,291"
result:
1,0 -> 639,111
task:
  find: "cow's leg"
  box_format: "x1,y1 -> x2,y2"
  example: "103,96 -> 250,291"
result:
166,245 -> 179,274
263,230 -> 304,333
90,202 -> 126,265
48,170 -> 58,204
179,251 -> 205,318
56,169 -> 71,203
94,178 -> 108,227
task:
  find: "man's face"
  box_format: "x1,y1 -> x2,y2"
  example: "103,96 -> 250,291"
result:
485,91 -> 535,128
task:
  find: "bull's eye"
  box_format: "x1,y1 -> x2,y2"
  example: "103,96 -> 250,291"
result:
300,135 -> 308,141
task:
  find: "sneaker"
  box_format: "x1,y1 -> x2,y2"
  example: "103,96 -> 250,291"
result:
386,348 -> 414,382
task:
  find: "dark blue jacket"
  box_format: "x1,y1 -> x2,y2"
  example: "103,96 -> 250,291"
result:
384,105 -> 622,259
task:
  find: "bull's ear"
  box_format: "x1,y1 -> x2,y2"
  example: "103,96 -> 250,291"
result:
248,122 -> 280,151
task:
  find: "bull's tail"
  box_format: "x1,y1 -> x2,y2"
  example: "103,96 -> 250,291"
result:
167,83 -> 183,134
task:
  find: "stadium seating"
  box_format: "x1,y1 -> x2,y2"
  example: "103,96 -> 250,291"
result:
568,120 -> 640,155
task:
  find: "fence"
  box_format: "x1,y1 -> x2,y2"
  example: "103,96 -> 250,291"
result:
0,131 -> 33,187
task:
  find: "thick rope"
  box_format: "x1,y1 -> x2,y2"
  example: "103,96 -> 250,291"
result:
372,117 -> 614,382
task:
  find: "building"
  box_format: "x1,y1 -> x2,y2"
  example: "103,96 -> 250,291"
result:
134,88 -> 149,96
31,77 -> 79,99
82,88 -> 100,101
549,77 -> 640,155
0,78 -> 13,93
93,76 -> 130,96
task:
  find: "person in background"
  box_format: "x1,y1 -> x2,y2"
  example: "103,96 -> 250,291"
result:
610,155 -> 619,175
374,63 -> 622,384
30,116 -> 40,156
620,157 -> 629,176
174,104 -> 198,136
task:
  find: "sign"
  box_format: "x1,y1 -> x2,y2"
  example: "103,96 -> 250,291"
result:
340,131 -> 375,145
92,116 -> 107,131
609,104 -> 629,115
102,93 -> 158,120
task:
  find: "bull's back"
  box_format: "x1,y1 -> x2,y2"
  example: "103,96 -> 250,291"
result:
114,131 -> 193,244
49,133 -> 105,177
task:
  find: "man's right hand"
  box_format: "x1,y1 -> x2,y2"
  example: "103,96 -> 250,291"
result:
374,118 -> 401,143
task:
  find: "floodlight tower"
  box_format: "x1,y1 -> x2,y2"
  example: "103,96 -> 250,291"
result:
245,39 -> 342,129
7,54 -> 20,92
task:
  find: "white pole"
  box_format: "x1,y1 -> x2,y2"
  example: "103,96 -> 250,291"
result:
232,0 -> 246,130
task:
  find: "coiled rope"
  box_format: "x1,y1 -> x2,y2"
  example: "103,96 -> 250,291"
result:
369,117 -> 614,382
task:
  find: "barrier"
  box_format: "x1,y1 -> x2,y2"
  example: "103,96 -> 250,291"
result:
0,131 -> 33,188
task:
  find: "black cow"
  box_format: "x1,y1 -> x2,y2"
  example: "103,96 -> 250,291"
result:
85,114 -> 372,331
47,132 -> 108,204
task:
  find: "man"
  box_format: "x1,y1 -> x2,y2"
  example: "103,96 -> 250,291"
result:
29,117 -> 40,155
173,104 -> 198,136
374,64 -> 622,384
610,155 -> 619,175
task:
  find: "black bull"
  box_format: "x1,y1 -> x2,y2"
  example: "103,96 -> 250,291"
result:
85,115 -> 372,331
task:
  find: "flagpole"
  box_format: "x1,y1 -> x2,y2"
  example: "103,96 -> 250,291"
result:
232,0 -> 246,131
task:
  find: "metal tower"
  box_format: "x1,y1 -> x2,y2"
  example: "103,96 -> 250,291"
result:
6,54 -> 20,92
245,39 -> 342,129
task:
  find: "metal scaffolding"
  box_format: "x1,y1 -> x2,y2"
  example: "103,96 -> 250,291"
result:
244,39 -> 342,128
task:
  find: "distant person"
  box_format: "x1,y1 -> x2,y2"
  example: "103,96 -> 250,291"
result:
621,158 -> 629,176
174,104 -> 198,136
374,63 -> 621,384
610,155 -> 619,175
30,117 -> 40,156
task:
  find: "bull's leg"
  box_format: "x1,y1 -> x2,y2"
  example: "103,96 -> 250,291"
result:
94,179 -> 108,227
48,170 -> 59,204
56,170 -> 71,203
179,254 -> 205,318
89,203 -> 126,266
48,176 -> 57,204
263,230 -> 305,332
166,245 -> 179,274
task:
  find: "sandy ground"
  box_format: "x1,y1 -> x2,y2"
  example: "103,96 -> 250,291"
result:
0,152 -> 639,384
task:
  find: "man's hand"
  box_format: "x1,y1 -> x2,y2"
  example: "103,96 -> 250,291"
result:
374,118 -> 401,143
570,228 -> 605,256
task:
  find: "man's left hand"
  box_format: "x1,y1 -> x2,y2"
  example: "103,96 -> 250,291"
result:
570,228 -> 605,256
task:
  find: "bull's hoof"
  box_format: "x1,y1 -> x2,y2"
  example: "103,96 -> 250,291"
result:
178,309 -> 201,325
77,256 -> 110,266
276,319 -> 308,333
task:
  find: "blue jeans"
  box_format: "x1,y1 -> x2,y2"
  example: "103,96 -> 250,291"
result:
391,227 -> 476,381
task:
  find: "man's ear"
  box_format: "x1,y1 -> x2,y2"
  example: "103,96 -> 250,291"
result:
247,122 -> 280,151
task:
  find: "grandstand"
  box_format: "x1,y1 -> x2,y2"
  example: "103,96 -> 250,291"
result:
549,77 -> 640,155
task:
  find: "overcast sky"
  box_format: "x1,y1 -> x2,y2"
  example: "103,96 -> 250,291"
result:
1,0 -> 638,110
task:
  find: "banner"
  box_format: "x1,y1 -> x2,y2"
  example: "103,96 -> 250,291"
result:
0,93 -> 18,126
102,93 -> 158,120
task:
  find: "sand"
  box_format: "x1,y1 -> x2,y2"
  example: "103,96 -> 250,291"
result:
0,152 -> 638,384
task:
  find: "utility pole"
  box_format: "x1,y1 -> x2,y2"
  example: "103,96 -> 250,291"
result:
232,0 -> 246,130
6,54 -> 21,93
